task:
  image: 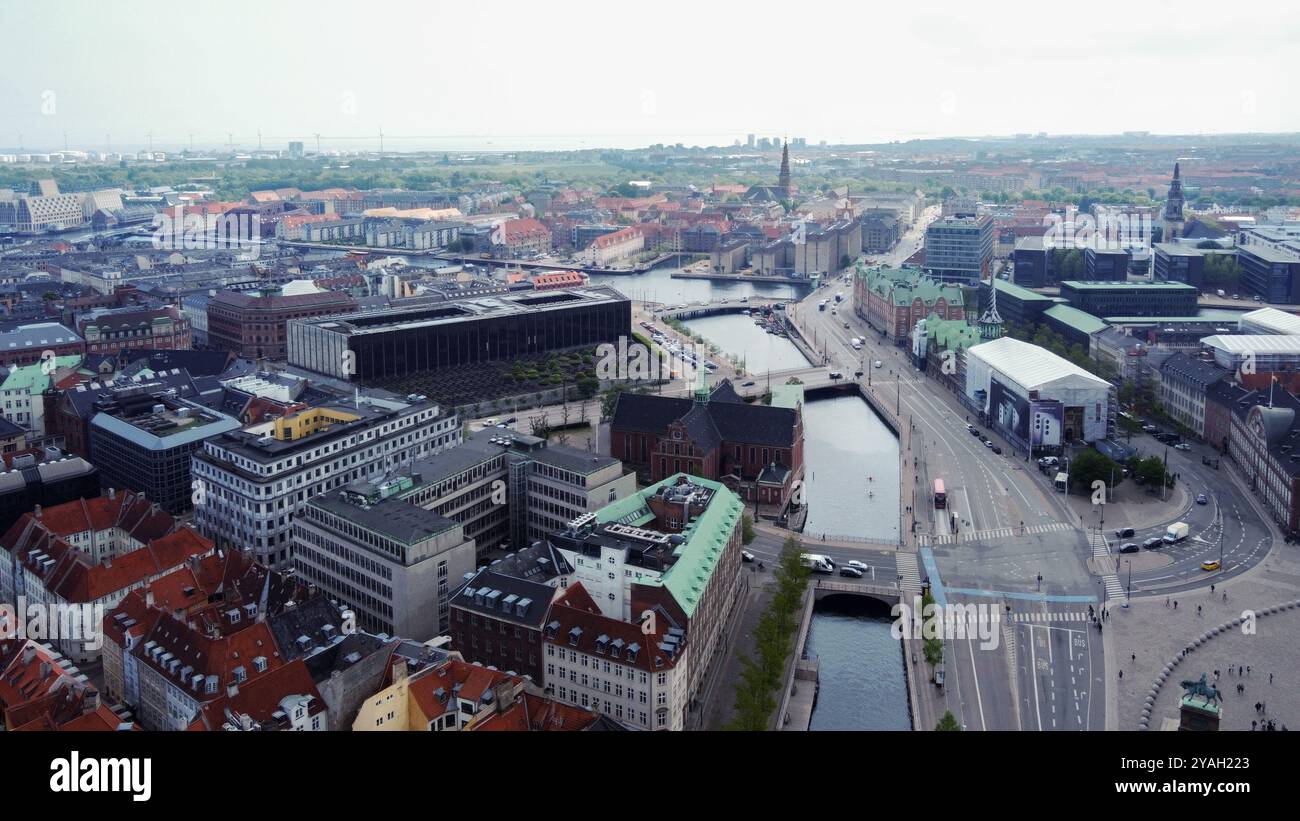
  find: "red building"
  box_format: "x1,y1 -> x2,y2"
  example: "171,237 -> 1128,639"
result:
78,306 -> 192,356
609,379 -> 804,509
207,285 -> 357,360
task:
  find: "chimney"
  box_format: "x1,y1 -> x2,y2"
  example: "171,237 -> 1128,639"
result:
226,681 -> 239,699
145,590 -> 155,608
22,645 -> 37,665
33,505 -> 41,519
39,661 -> 52,680
107,487 -> 116,500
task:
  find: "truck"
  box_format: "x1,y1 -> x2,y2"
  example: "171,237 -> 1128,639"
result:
1164,521 -> 1190,544
1053,471 -> 1069,492
799,553 -> 836,574
851,338 -> 863,350
818,300 -> 827,312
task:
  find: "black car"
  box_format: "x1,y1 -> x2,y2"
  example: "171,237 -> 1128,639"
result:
1143,537 -> 1163,549
1115,527 -> 1135,539
839,566 -> 864,578
991,446 -> 1002,455
1119,542 -> 1140,554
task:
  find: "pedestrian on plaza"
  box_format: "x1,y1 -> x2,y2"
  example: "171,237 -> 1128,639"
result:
1270,672 -> 1274,684
1165,597 -> 1170,608
1119,670 -> 1123,679
1255,701 -> 1262,714
1223,592 -> 1228,603
1197,605 -> 1202,616
1253,720 -> 1258,731
1247,666 -> 1251,676
1132,653 -> 1136,662
1174,600 -> 1178,609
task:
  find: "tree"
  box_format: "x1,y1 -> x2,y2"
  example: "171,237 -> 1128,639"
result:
936,711 -> 962,731
741,514 -> 756,545
1068,448 -> 1120,494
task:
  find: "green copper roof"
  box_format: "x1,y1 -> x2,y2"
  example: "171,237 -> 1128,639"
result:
925,314 -> 981,351
1043,304 -> 1108,335
993,278 -> 1055,303
769,383 -> 804,409
0,356 -> 82,393
594,473 -> 742,619
860,266 -> 965,309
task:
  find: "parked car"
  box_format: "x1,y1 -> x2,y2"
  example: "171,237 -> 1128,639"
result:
1119,542 -> 1140,554
1196,493 -> 1208,505
983,439 -> 993,448
1175,442 -> 1191,451
839,566 -> 864,578
991,445 -> 1002,455
742,380 -> 755,387
741,550 -> 756,563
1115,527 -> 1135,539
829,371 -> 843,380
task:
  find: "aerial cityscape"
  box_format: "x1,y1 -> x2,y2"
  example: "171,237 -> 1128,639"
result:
1,2 -> 1297,789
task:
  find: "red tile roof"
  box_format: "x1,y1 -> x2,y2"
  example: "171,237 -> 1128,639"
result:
473,692 -> 600,731
1,491 -> 175,549
543,583 -> 679,673
188,659 -> 325,730
13,526 -> 212,604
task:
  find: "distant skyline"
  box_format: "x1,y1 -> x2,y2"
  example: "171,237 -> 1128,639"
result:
3,0 -> 1298,153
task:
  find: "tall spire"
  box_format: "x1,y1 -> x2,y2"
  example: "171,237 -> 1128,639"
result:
778,139 -> 791,197
1164,161 -> 1185,239
979,277 -> 1003,341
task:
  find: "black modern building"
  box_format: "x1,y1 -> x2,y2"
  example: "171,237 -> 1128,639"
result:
0,456 -> 101,535
1083,247 -> 1131,281
1152,243 -> 1206,289
1238,245 -> 1300,304
981,278 -> 1056,329
288,286 -> 632,382
1012,236 -> 1051,287
1059,280 -> 1198,318
87,393 -> 241,515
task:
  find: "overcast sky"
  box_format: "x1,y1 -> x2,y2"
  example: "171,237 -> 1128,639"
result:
3,0 -> 1297,152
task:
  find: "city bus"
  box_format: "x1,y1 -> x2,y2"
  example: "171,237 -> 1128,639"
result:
933,478 -> 946,509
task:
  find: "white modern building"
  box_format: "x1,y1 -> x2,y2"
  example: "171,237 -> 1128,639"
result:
191,390 -> 459,568
1238,307 -> 1300,337
1201,334 -> 1300,373
965,336 -> 1114,448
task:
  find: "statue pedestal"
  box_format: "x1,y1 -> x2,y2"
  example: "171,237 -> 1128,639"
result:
1179,694 -> 1221,732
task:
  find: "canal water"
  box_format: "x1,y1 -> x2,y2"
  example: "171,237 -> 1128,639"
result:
682,313 -> 810,375
805,597 -> 911,731
588,264 -> 809,306
801,395 -> 901,543
677,313 -> 909,730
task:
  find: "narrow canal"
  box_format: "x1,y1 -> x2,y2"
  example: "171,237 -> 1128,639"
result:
587,264 -> 809,305
675,312 -> 910,730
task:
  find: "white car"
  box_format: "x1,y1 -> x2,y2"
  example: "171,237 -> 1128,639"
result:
1174,442 -> 1191,451
741,550 -> 756,563
846,560 -> 870,573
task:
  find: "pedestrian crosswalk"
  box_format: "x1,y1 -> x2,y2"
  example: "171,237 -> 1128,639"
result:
1010,610 -> 1092,624
1101,574 -> 1127,604
917,521 -> 1074,547
896,552 -> 923,594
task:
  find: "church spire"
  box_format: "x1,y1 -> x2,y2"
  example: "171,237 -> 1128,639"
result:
778,139 -> 791,198
979,277 -> 1004,341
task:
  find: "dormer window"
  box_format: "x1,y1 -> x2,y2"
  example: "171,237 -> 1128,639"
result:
545,620 -> 559,639
253,656 -> 268,673
626,643 -> 640,664
595,634 -> 609,654
568,626 -> 582,646
609,638 -> 624,659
